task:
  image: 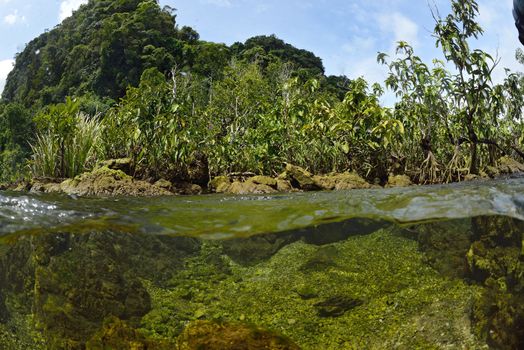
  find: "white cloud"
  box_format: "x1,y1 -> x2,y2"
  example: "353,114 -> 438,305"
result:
0,59 -> 14,95
3,10 -> 25,25
379,12 -> 419,48
59,0 -> 88,21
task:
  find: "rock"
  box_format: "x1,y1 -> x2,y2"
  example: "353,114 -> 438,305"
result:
58,166 -> 172,197
314,296 -> 363,318
154,179 -> 172,190
314,172 -> 371,191
285,164 -> 320,191
30,181 -> 62,193
484,166 -> 500,178
276,179 -> 293,192
177,320 -> 300,350
0,183 -> 7,191
277,171 -> 290,181
464,174 -> 479,181
386,174 -> 412,188
174,182 -> 203,195
247,175 -> 277,188
208,176 -> 231,193
0,228 -> 200,347
97,158 -> 132,175
497,156 -> 524,174
228,181 -> 277,195
86,317 -> 175,350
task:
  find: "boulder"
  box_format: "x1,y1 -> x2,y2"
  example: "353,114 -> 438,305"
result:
177,320 -> 300,350
228,181 -> 277,195
484,166 -> 500,178
276,179 -> 293,192
314,172 -> 371,191
497,156 -> 524,174
386,174 -> 412,188
174,182 -> 203,195
208,176 -> 231,193
285,164 -> 320,191
59,166 -> 172,197
247,175 -> 277,188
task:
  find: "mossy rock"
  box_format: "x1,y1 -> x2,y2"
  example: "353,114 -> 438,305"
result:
314,172 -> 371,191
177,320 -> 301,350
496,156 -> 524,174
86,317 -> 175,350
276,179 -> 293,192
247,175 -> 277,188
228,181 -> 277,195
208,176 -> 231,193
285,164 -> 320,191
385,174 -> 412,188
484,166 -> 501,178
58,166 -> 172,197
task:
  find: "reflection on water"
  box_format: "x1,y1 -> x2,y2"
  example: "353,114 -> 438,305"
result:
0,179 -> 523,349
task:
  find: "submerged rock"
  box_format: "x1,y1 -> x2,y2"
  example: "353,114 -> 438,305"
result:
0,228 -> 201,348
314,296 -> 363,317
86,317 -> 175,349
177,320 -> 301,350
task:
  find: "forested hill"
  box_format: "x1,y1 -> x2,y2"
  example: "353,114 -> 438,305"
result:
1,0 -> 337,108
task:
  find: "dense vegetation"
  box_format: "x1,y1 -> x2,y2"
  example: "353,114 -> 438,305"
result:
1,0 -> 524,185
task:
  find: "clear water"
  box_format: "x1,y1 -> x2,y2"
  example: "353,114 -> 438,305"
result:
0,177 -> 523,349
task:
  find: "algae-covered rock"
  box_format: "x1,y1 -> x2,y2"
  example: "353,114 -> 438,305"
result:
177,320 -> 301,350
314,172 -> 371,191
248,175 -> 277,188
466,216 -> 524,349
0,228 -> 201,348
497,156 -> 524,174
173,182 -> 203,195
86,317 -> 176,350
228,181 -> 277,195
154,179 -> 172,190
484,166 -> 500,178
59,166 -> 172,197
276,179 -> 293,192
314,296 -> 363,318
414,219 -> 472,279
285,164 -> 320,191
386,174 -> 412,188
208,176 -> 231,193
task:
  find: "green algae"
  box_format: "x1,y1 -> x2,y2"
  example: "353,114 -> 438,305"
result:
139,228 -> 487,349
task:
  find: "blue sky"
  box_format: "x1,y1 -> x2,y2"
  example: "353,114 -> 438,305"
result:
0,0 -> 521,98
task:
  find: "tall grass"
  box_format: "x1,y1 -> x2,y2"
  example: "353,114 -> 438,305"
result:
31,113 -> 102,178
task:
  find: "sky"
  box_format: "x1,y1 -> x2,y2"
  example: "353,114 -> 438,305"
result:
0,0 -> 521,98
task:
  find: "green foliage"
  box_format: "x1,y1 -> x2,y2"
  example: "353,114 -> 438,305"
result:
104,67 -> 206,180
3,0 -> 524,185
2,0 -> 182,106
31,98 -> 102,178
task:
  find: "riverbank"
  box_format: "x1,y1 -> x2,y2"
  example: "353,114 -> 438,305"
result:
1,156 -> 524,197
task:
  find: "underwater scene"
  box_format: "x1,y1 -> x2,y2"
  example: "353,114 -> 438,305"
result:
0,178 -> 523,349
